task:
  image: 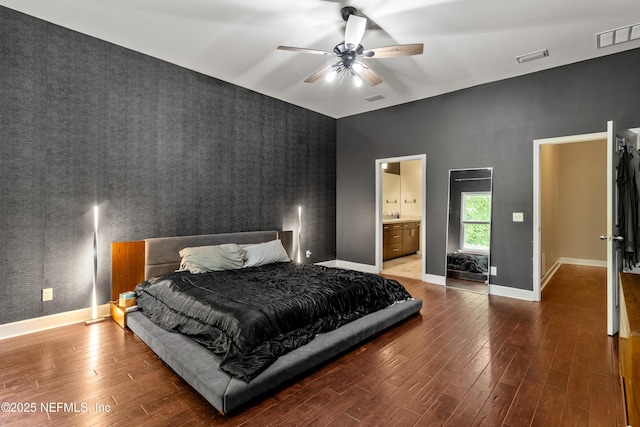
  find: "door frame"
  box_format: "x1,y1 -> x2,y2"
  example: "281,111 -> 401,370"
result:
532,131 -> 607,302
375,154 -> 427,280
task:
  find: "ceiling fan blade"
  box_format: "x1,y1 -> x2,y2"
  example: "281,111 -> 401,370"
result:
365,44 -> 424,58
304,64 -> 334,83
358,65 -> 383,86
277,46 -> 333,56
344,15 -> 367,48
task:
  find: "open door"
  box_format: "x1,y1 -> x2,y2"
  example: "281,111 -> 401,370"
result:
603,120 -> 623,336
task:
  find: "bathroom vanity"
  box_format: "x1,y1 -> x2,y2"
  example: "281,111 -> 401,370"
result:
383,220 -> 420,260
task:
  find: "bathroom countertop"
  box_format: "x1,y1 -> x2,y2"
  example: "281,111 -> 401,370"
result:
382,217 -> 421,224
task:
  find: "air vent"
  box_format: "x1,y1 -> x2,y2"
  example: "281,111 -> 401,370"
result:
515,49 -> 549,64
364,94 -> 385,102
596,23 -> 640,48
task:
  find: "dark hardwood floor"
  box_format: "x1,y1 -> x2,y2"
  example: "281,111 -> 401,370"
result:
0,264 -> 625,426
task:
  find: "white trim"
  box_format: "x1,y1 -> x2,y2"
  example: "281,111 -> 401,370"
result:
541,261 -> 562,291
558,257 -> 607,268
375,154 -> 427,277
318,259 -> 378,274
315,260 -> 338,268
0,304 -> 111,340
425,274 -> 446,286
489,284 -> 537,301
532,131 -> 607,302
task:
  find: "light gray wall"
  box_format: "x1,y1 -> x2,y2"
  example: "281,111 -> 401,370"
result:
337,48 -> 640,291
0,6 -> 336,325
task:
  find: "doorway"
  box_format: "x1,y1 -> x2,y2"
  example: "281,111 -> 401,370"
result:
375,154 -> 426,280
533,131 -> 607,302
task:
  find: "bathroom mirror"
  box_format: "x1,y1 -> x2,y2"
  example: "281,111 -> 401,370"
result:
382,162 -> 402,218
445,168 -> 493,293
382,161 -> 422,219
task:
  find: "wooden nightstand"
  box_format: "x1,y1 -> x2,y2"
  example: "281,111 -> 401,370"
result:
110,302 -> 130,329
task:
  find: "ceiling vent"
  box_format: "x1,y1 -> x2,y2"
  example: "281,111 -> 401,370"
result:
515,49 -> 549,64
364,94 -> 385,102
596,23 -> 640,48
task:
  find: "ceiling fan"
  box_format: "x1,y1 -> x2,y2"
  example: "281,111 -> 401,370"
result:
277,6 -> 424,87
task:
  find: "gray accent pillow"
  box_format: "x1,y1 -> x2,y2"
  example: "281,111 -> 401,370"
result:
178,243 -> 246,273
243,239 -> 291,268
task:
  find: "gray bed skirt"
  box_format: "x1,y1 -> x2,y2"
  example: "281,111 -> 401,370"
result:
127,297 -> 422,414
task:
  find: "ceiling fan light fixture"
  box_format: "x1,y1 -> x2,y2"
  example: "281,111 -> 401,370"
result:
344,15 -> 367,49
277,7 -> 423,88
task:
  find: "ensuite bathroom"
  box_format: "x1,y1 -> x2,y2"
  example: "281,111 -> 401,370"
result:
381,159 -> 423,280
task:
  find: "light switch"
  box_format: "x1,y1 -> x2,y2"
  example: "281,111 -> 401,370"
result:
513,212 -> 524,222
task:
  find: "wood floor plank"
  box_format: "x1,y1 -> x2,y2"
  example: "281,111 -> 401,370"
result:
0,264 -> 625,426
589,372 -> 621,426
503,377 -> 545,426
560,403 -> 590,427
471,381 -> 518,426
416,392 -> 460,425
530,369 -> 570,426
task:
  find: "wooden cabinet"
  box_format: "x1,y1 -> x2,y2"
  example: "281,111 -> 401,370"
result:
383,220 -> 420,260
620,273 -> 640,426
384,223 -> 403,260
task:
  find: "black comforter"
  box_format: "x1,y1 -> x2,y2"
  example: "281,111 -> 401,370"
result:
447,253 -> 488,274
135,263 -> 412,382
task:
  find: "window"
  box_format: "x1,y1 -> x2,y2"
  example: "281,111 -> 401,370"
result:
461,192 -> 491,252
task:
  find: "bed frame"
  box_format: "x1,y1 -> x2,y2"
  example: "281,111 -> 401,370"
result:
113,230 -> 422,414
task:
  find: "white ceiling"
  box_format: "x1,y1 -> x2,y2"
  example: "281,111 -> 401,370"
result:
2,0 -> 640,118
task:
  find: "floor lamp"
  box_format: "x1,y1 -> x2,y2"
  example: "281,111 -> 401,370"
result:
85,205 -> 105,325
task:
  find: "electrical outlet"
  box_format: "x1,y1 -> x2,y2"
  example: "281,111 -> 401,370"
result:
42,288 -> 53,301
512,212 -> 524,222
490,266 -> 497,276
305,250 -> 312,259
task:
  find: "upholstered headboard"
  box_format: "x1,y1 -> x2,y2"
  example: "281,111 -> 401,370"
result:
111,230 -> 293,300
144,230 -> 291,279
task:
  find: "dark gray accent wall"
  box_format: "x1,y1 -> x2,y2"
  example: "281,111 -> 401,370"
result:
0,6 -> 336,325
337,48 -> 640,291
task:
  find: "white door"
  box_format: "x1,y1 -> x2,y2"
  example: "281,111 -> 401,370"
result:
604,120 -> 622,336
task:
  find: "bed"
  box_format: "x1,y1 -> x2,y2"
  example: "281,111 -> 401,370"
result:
446,252 -> 489,282
114,230 -> 422,414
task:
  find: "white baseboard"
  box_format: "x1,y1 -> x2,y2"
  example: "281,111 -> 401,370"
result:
317,260 -> 378,274
0,304 -> 111,340
314,260 -> 338,268
558,257 -> 606,268
541,261 -> 562,291
424,274 -> 446,286
489,284 -> 537,301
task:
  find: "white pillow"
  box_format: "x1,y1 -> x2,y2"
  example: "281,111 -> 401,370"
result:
178,243 -> 246,273
243,239 -> 291,268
